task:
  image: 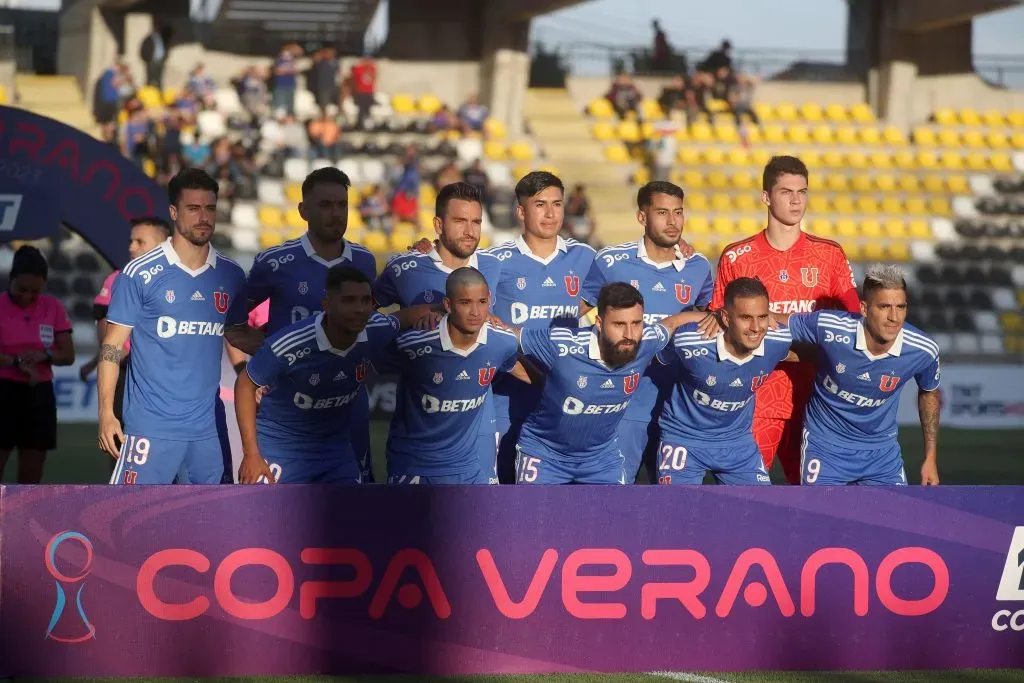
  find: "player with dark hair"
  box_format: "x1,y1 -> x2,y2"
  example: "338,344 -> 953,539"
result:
482,171 -> 597,482
781,265 -> 941,486
243,166 -> 379,479
709,155 -> 860,484
382,268 -> 524,485
99,168 -> 250,485
656,277 -> 792,485
236,266 -> 431,484
507,282 -> 706,484
0,246 -> 76,483
579,180 -> 713,483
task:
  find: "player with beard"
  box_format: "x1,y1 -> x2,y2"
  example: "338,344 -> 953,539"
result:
99,168 -> 250,485
505,282 -> 707,485
579,181 -> 713,483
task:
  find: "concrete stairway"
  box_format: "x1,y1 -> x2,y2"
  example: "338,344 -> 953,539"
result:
14,75 -> 99,138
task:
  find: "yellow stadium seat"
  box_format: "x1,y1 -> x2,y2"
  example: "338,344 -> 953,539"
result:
875,174 -> 896,193
928,197 -> 952,216
1001,311 -> 1024,332
722,148 -> 748,167
846,151 -> 868,169
800,150 -> 822,168
642,98 -> 663,120
632,167 -> 651,186
0,84 -> 6,105
419,183 -> 437,207
863,242 -> 886,261
886,242 -> 911,262
348,210 -> 364,231
711,193 -> 732,212
897,174 -> 921,192
851,174 -> 873,193
827,175 -> 850,192
162,87 -> 178,105
869,151 -> 893,169
142,158 -> 157,178
418,94 -> 443,115
941,151 -> 965,170
137,85 -> 163,109
904,197 -> 928,216
856,196 -> 881,215
834,195 -> 856,214
962,129 -> 987,149
704,148 -> 726,165
389,227 -> 415,253
617,120 -> 642,143
810,218 -> 834,237
787,125 -> 811,145
825,103 -> 850,123
363,230 -> 388,254
944,175 -> 969,194
991,153 -> 1014,172
801,102 -> 824,122
690,121 -> 714,143
1009,111 -> 1024,127
641,122 -> 656,140
681,169 -> 704,190
285,183 -> 302,203
843,241 -> 863,262
737,217 -> 761,236
391,93 -> 417,115
835,219 -> 858,238
775,102 -> 798,122
922,175 -> 945,193
712,216 -> 737,235
883,127 -> 907,146
285,207 -> 305,229
259,205 -> 284,229
763,124 -> 787,144
938,128 -> 961,147
732,171 -> 757,191
822,151 -> 845,168
484,140 -> 507,160
753,102 -> 774,122
591,121 -> 616,141
881,196 -> 904,215
836,126 -> 859,145
916,150 -> 939,170
707,170 -> 730,189
734,194 -> 759,212
808,174 -> 826,191
751,149 -> 773,166
484,118 -> 507,139
418,209 -> 435,231
860,219 -> 883,239
809,196 -> 831,214
934,108 -> 958,126
679,147 -> 702,165
811,125 -> 834,145
959,108 -> 981,126
907,220 -> 931,239
743,125 -> 762,144
258,229 -> 287,250
884,219 -> 907,239
478,234 -> 491,249
587,98 -> 615,118
913,127 -> 937,146
691,237 -> 715,257
715,125 -> 740,145
508,141 -> 534,161
858,127 -> 882,145
987,130 -> 1010,149
687,215 -> 711,234
850,103 -> 874,124
965,152 -> 989,171
673,127 -> 691,142
688,193 -> 709,212
604,143 -> 631,163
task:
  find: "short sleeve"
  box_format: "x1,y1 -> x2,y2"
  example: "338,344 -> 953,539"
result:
638,324 -> 671,365
107,272 -> 144,328
225,277 -> 249,326
368,314 -> 402,348
915,354 -> 941,393
695,270 -> 714,309
519,328 -> 558,371
245,341 -> 285,388
51,298 -> 73,333
579,256 -> 609,306
372,268 -> 399,308
787,312 -> 821,344
245,256 -> 274,306
498,334 -> 520,372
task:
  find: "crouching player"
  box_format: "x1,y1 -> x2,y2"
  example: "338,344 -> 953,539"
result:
783,264 -> 941,486
656,277 -> 792,484
235,266 -> 428,484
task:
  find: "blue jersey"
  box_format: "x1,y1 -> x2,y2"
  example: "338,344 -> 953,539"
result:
383,319 -> 520,476
517,324 -> 670,461
788,311 -> 941,449
657,324 -> 793,445
482,236 -> 596,420
372,248 -> 502,308
245,312 -> 400,448
246,235 -> 377,334
581,239 -> 713,423
108,241 -> 248,441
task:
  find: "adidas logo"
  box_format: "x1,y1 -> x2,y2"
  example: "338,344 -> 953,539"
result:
456,370 -> 470,380
334,369 -> 347,381
652,282 -> 666,292
601,379 -> 615,389
730,378 -> 743,387
542,277 -> 556,287
858,372 -> 871,381
191,291 -> 205,301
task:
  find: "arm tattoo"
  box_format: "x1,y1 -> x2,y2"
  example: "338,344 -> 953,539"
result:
99,344 -> 125,365
919,391 -> 940,447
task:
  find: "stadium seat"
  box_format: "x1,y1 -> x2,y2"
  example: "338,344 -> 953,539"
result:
835,218 -> 858,238
850,174 -> 872,193
883,127 -> 908,146
680,169 -> 704,190
753,103 -> 774,122
833,195 -> 856,214
703,148 -> 726,165
913,127 -> 937,146
258,206 -> 284,229
283,158 -> 310,183
965,152 -> 989,172
787,125 -> 811,145
810,218 -> 833,237
678,147 -> 701,165
860,219 -> 883,239
285,207 -> 305,230
809,196 -> 830,214
858,127 -> 882,146
727,148 -> 752,167
687,215 -> 710,234
907,219 -> 931,239
715,124 -> 740,145
391,93 -> 416,115
762,124 -> 787,144
688,121 -> 714,143
904,197 -> 929,216
991,153 -> 1014,172
959,108 -> 982,126
751,149 -> 773,166
295,90 -> 319,120
707,170 -> 730,190
874,174 -> 897,192
712,216 -> 736,235
711,193 -> 732,212
604,143 -> 630,163
688,193 -> 709,212
850,103 -> 874,123
822,151 -> 845,168
418,94 -> 443,115
732,171 -> 756,191
591,121 -> 615,141
231,203 -> 260,231
642,99 -> 663,120
737,217 -> 760,235
257,178 -> 286,205
884,219 -> 907,239
827,174 -> 850,192
941,151 -> 965,171
775,102 -> 798,122
843,241 -> 862,261
808,174 -> 826,191
735,194 -> 759,212
811,125 -> 834,145
508,141 -> 535,162
937,128 -> 961,147
835,126 -> 859,145
588,98 -> 615,119
617,120 -> 642,143
881,196 -> 904,216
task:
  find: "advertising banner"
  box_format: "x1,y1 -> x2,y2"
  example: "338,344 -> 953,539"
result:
895,364 -> 1024,429
1,485 -> 1022,676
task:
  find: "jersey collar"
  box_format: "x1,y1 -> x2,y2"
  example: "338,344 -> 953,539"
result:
716,333 -> 764,365
301,233 -> 353,267
161,239 -> 217,277
636,238 -> 686,271
439,315 -> 489,357
855,322 -> 904,359
514,235 -> 567,266
314,311 -> 367,356
428,247 -> 478,274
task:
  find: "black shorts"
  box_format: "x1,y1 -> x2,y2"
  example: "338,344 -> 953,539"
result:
0,379 -> 58,451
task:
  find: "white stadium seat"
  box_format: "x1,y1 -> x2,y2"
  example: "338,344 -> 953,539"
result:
360,159 -> 387,185
230,229 -> 260,254
951,196 -> 979,219
952,333 -> 980,355
931,332 -> 954,355
310,158 -> 333,171
456,138 -> 484,165
341,96 -> 359,122
1013,151 -> 1024,172
929,218 -> 957,242
968,174 -> 994,197
483,162 -> 513,188
979,335 -> 1005,356
295,90 -> 319,121
256,178 -> 285,205
1012,265 -> 1024,287
196,110 -> 226,143
336,159 -> 364,185
992,287 -> 1018,311
213,88 -> 243,116
973,311 -> 1001,333
909,241 -> 937,263
230,203 -> 260,231
283,157 -> 310,183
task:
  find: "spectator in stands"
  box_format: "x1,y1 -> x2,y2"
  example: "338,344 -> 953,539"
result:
565,184 -> 595,245
272,42 -> 300,116
457,93 -> 489,133
463,159 -> 490,212
0,246 -> 75,484
181,130 -> 211,167
308,106 -> 342,160
360,185 -> 391,233
700,39 -> 733,73
650,128 -> 677,182
605,72 -> 642,121
93,61 -> 122,126
187,62 -> 217,108
279,114 -> 309,160
391,147 -> 421,223
710,66 -> 759,127
651,20 -> 671,72
139,25 -> 171,89
121,105 -> 151,167
658,74 -> 687,119
434,160 -> 463,190
160,112 -> 184,175
309,48 -> 339,111
429,104 -> 458,133
350,56 -> 377,129
116,60 -> 137,109
172,86 -> 199,126
236,65 -> 268,120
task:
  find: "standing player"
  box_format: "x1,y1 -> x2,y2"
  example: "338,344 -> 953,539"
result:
656,278 -> 791,485
243,167 -> 378,481
579,181 -> 713,482
510,283 -> 706,484
781,265 -> 941,485
235,267 -> 428,484
98,168 -> 250,485
710,155 -> 860,484
383,268 -> 524,485
482,171 -> 596,482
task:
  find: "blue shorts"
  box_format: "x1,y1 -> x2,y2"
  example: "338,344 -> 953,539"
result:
656,436 -> 770,485
259,439 -> 362,484
349,389 -> 373,482
800,429 -> 907,486
495,415 -> 524,485
514,445 -> 626,485
618,418 -> 660,484
111,433 -> 224,485
477,428 -> 499,485
386,467 -> 490,485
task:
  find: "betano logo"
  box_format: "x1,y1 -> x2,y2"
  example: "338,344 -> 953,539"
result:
133,545 -> 948,622
993,526 -> 1024,632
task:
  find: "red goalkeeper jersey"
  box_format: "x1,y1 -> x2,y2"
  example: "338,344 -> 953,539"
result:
711,230 -> 861,420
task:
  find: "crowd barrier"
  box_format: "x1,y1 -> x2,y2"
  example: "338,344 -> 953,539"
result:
1,485 -> 1022,676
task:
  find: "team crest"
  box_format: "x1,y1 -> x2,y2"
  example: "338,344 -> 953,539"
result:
564,275 -> 580,297
879,375 -> 901,392
164,290 -> 175,303
479,367 -> 496,386
706,375 -> 717,387
630,279 -> 639,289
355,360 -> 370,383
298,281 -> 309,295
751,374 -> 767,391
779,270 -> 789,283
801,267 -> 819,287
214,291 -> 230,314
577,375 -> 588,389
433,372 -> 444,384
675,284 -> 692,304
516,277 -> 527,291
624,372 -> 640,394
423,289 -> 434,303
836,363 -> 846,374
309,373 -> 320,386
